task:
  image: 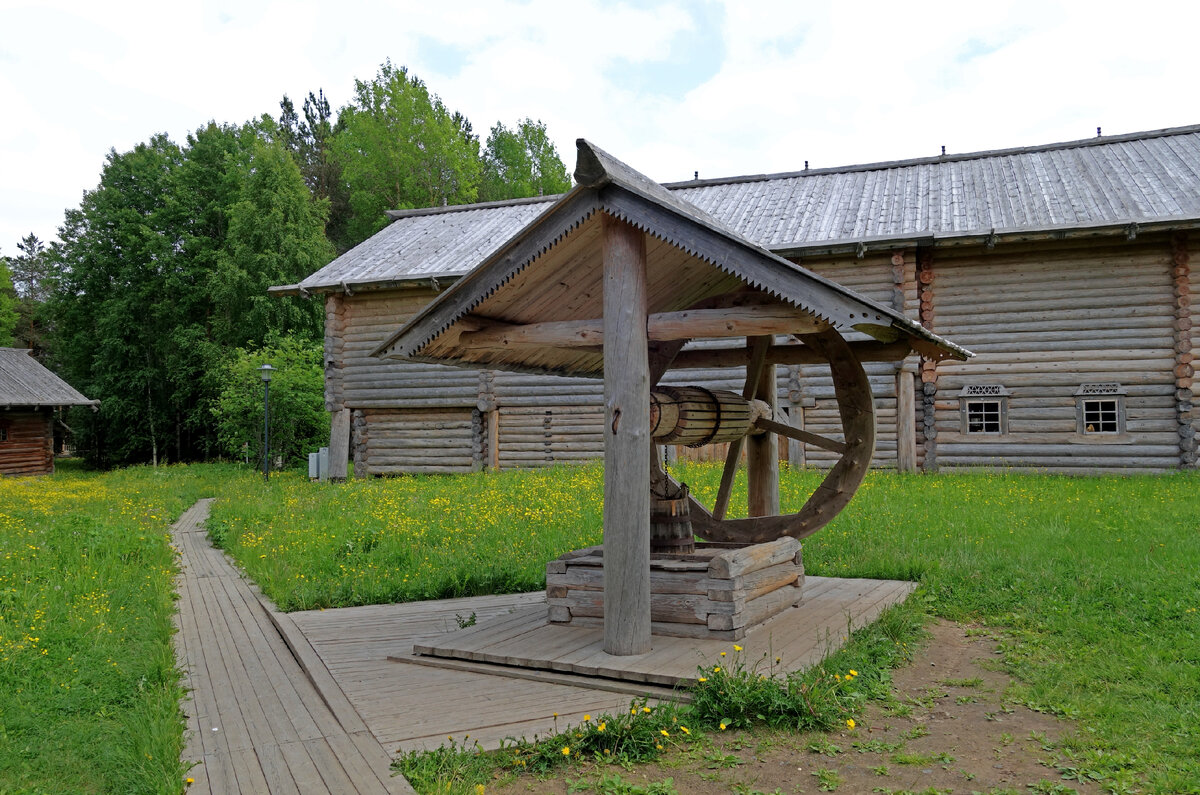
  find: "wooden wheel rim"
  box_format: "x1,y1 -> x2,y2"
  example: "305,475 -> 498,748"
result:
684,327 -> 877,544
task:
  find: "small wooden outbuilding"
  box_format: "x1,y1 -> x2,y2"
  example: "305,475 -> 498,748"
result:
0,348 -> 98,476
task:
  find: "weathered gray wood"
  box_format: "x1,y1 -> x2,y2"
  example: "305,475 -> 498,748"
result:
709,537 -> 800,579
896,367 -> 917,471
670,340 -> 910,369
747,337 -> 779,517
691,328 -> 877,543
602,214 -> 652,656
754,416 -> 847,453
171,501 -> 414,794
459,305 -> 829,349
712,337 -> 770,521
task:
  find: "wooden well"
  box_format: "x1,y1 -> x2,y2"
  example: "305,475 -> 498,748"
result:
546,537 -> 804,641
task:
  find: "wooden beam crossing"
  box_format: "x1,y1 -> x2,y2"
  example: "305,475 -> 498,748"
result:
457,305 -> 830,350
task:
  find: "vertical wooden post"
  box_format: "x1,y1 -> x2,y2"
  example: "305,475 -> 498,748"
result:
747,336 -> 779,517
328,408 -> 351,480
895,364 -> 917,472
602,214 -> 651,656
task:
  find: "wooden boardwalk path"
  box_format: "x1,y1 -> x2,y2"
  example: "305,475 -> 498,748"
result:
171,499 -> 413,794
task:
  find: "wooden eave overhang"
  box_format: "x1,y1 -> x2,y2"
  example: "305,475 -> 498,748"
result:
371,141 -> 971,379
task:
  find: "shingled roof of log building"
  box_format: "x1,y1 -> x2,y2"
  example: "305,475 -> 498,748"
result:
273,124 -> 1200,296
0,348 -> 97,409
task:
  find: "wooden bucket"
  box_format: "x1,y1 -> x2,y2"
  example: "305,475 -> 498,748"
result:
650,482 -> 694,554
649,386 -> 751,447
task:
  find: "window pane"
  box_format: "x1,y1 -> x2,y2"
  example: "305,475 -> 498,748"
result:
1082,399 -> 1119,433
966,400 -> 1002,433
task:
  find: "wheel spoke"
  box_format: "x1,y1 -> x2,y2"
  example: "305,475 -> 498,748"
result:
753,416 -> 847,454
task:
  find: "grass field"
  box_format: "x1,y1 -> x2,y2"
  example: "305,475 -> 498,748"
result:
209,463 -> 1200,793
2,462 -> 1197,793
0,462 -> 255,795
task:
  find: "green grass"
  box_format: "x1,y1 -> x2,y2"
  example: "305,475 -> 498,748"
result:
0,461 -> 255,795
210,462 -> 1200,792
7,461 -> 1197,792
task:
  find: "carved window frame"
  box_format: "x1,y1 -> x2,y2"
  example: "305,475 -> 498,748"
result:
958,385 -> 1010,435
1075,383 -> 1126,435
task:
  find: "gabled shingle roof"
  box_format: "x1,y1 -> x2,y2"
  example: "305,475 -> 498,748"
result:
277,124 -> 1200,294
0,348 -> 97,408
372,140 -> 970,378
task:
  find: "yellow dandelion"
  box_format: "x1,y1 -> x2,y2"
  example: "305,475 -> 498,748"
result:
642,706 -> 652,713
660,729 -> 670,737
846,718 -> 856,730
713,666 -> 721,673
680,726 -> 690,735
733,644 -> 743,652
720,651 -> 726,657
598,722 -> 606,732
719,721 -> 728,730
698,676 -> 707,683
186,779 -> 194,786
475,786 -> 486,795
561,746 -> 570,756
584,714 -> 591,721
849,669 -> 858,677
656,743 -> 663,750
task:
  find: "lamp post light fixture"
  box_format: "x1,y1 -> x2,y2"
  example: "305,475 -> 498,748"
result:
258,364 -> 276,481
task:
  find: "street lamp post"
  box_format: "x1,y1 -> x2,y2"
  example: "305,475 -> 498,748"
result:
258,364 -> 276,481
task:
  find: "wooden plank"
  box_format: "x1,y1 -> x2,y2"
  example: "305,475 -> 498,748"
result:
602,214 -> 652,656
458,304 -> 829,349
746,339 -> 779,517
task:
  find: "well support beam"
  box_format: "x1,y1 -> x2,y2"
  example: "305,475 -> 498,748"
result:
746,336 -> 779,516
458,306 -> 829,349
602,214 -> 652,656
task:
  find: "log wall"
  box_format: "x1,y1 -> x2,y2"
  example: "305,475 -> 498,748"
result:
790,252 -> 918,470
931,237 -> 1180,473
326,232 -> 1191,475
0,409 -> 55,476
1181,234 -> 1198,468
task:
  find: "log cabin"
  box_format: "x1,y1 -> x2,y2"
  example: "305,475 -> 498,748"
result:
272,124 -> 1200,476
0,348 -> 98,476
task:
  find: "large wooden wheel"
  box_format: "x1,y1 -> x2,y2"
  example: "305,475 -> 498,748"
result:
671,327 -> 877,544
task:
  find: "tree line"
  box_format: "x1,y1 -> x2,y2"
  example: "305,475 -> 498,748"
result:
0,60 -> 572,468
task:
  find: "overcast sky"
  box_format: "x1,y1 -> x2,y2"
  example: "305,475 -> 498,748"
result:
2,0 -> 1197,253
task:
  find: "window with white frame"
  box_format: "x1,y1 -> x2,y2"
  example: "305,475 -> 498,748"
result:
1076,383 -> 1126,434
959,385 -> 1010,434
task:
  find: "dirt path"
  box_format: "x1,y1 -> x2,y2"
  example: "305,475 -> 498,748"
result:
490,621 -> 1095,794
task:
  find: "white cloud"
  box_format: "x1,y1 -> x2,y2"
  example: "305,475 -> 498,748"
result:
2,0 -> 1198,250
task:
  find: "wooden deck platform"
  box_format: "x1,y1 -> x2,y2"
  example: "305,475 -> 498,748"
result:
289,575 -> 916,752
410,576 -> 917,687
171,500 -> 413,793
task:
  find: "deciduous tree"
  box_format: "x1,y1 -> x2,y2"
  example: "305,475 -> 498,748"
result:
333,61 -> 481,247
479,118 -> 572,202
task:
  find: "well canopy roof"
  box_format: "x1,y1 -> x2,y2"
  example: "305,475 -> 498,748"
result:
0,348 -> 98,409
373,140 -> 970,378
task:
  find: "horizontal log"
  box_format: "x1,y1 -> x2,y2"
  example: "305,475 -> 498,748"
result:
670,340 -> 911,369
709,537 -> 800,579
546,591 -> 740,624
364,464 -> 478,474
937,456 -> 1180,468
459,306 -> 831,350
